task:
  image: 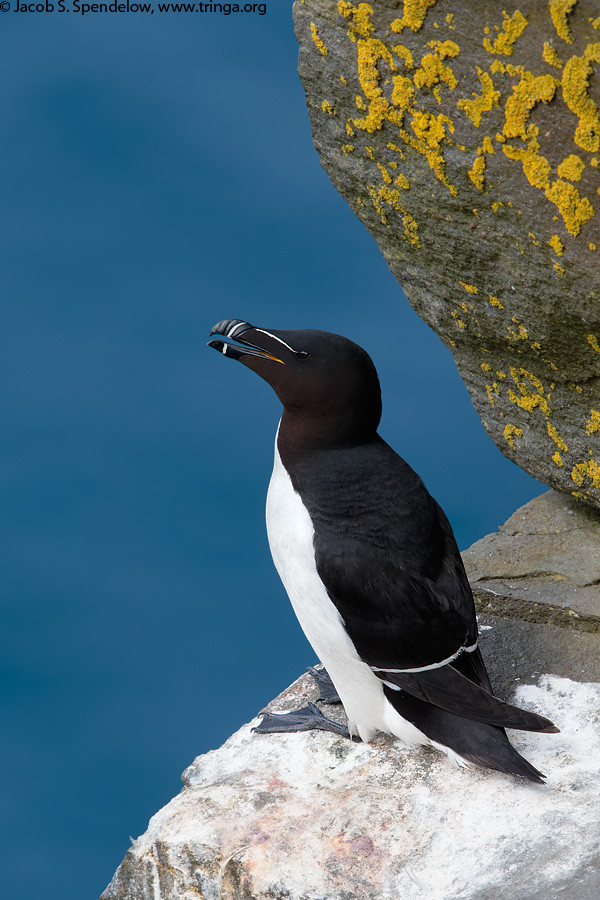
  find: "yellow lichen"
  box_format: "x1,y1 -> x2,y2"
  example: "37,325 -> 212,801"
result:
356,38 -> 396,101
340,75 -> 347,85
459,281 -> 478,293
588,334 -> 600,352
403,110 -> 458,195
367,184 -> 420,244
507,319 -> 528,341
571,459 -> 600,489
376,162 -> 392,183
481,362 -> 492,372
338,0 -> 374,40
348,35 -> 413,135
553,451 -> 565,467
445,13 -> 455,29
557,153 -> 585,181
413,40 -> 460,93
335,22 -> 457,197
547,421 -> 568,451
488,294 -> 505,308
334,0 -> 598,261
392,43 -> 414,69
548,234 -> 564,255
391,0 -> 439,34
341,144 -> 355,155
387,141 -> 405,159
563,46 -> 600,153
554,262 -> 566,275
503,423 -> 524,449
590,243 -> 597,250
545,179 -> 595,236
390,74 -> 414,110
311,22 -> 329,56
586,410 -> 600,435
457,69 -> 501,126
322,100 -> 336,115
483,10 -> 528,56
469,153 -> 486,190
508,367 -> 550,415
486,383 -> 500,405
502,139 -> 550,188
543,42 -> 563,68
503,72 -> 558,144
501,68 -> 595,238
482,136 -> 495,155
549,0 -> 577,44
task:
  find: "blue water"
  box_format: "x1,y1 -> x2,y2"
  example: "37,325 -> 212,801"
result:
0,8 -> 542,899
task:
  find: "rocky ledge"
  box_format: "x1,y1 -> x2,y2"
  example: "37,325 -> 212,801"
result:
101,491 -> 600,900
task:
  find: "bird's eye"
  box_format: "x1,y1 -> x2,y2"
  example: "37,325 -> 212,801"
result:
296,350 -> 310,360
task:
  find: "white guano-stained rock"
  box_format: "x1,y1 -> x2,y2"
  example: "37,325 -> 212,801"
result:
101,674 -> 600,900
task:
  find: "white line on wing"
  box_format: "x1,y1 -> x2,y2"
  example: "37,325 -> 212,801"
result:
371,642 -> 478,674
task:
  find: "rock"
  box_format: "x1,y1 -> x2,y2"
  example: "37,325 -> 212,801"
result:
292,0 -> 600,506
464,487 -> 600,620
101,489 -> 600,899
101,673 -> 600,900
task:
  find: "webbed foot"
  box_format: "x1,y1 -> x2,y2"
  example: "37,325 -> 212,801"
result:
306,666 -> 342,704
252,701 -> 351,738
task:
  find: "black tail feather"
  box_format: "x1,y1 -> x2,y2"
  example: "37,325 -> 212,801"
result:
384,686 -> 547,784
381,663 -> 558,734
450,646 -> 493,694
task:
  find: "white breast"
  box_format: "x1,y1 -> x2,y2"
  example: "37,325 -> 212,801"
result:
265,429 -> 423,743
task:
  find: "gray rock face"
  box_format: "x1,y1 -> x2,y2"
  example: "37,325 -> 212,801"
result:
464,487 -> 600,620
293,0 -> 600,506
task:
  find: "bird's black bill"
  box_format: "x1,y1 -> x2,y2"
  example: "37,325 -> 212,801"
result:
208,319 -> 285,365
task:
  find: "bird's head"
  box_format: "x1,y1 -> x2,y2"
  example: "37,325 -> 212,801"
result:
208,319 -> 382,446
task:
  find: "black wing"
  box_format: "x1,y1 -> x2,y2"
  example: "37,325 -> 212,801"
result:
285,436 -> 557,734
289,436 -> 478,670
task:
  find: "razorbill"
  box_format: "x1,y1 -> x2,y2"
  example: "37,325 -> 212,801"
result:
208,319 -> 558,783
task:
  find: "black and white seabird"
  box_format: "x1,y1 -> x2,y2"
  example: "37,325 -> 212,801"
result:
208,319 -> 558,783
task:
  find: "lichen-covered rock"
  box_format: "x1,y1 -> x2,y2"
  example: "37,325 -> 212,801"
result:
293,0 -> 600,506
101,674 -> 600,900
